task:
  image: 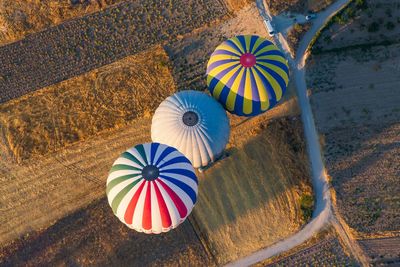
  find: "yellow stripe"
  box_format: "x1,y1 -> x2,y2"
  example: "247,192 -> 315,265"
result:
254,65 -> 283,101
230,37 -> 245,54
243,69 -> 253,115
216,43 -> 242,56
225,68 -> 245,111
207,61 -> 239,79
207,65 -> 242,99
251,68 -> 270,110
257,55 -> 288,66
251,37 -> 265,54
244,35 -> 251,53
254,44 -> 278,56
207,55 -> 239,69
257,61 -> 289,89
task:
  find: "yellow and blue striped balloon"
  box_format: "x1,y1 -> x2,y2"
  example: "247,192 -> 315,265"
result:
206,35 -> 289,116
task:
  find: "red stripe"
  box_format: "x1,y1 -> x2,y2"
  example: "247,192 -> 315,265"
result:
154,181 -> 172,228
157,179 -> 187,218
124,181 -> 146,225
142,182 -> 152,230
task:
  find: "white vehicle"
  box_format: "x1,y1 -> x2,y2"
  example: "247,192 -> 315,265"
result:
263,19 -> 275,37
306,14 -> 317,20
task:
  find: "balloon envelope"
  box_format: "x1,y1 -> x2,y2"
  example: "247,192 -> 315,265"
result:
206,35 -> 289,116
106,142 -> 198,234
151,90 -> 230,168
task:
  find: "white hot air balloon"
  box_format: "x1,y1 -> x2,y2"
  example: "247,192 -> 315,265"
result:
151,90 -> 230,168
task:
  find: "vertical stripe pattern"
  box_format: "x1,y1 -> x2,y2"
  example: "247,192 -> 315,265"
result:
206,35 -> 289,116
106,143 -> 198,234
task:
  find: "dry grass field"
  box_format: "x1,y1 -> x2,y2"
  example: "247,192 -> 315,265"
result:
313,0 -> 400,53
193,114 -> 312,264
306,0 -> 400,237
0,46 -> 175,163
0,0 -> 125,46
0,0 -> 228,103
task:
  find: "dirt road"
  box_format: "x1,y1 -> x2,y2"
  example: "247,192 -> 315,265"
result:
225,1 -> 353,266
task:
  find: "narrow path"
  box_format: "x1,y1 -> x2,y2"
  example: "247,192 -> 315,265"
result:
225,1 -> 352,266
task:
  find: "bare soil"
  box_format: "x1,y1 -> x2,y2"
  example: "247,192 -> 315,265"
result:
0,197 -> 213,267
266,0 -> 334,15
314,0 -> 400,52
307,13 -> 400,236
165,3 -> 269,91
358,236 -> 400,265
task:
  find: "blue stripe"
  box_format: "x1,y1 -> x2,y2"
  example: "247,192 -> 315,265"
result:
249,35 -> 258,53
158,156 -> 191,169
257,50 -> 284,57
257,64 -> 286,97
253,40 -> 273,55
237,35 -> 247,52
253,66 -> 277,105
160,175 -> 197,204
155,146 -> 176,166
212,49 -> 241,57
207,59 -> 237,71
226,39 -> 243,54
161,169 -> 198,184
257,59 -> 289,75
150,143 -> 159,165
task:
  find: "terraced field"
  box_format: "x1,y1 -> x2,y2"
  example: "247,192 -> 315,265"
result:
266,237 -> 354,266
359,237 -> 400,265
0,0 -> 228,103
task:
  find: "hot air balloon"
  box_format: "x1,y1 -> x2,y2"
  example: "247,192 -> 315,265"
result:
206,35 -> 289,116
151,90 -> 230,168
106,142 -> 198,234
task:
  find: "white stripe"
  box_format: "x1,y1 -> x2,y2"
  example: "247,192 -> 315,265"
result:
143,143 -> 152,165
150,182 -> 162,233
115,179 -> 145,222
126,147 -> 147,166
158,172 -> 198,195
107,169 -> 142,184
130,181 -> 149,229
107,178 -> 138,204
161,178 -> 195,216
155,180 -> 181,230
113,157 -> 143,170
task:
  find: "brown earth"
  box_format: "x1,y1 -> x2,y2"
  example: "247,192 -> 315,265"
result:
0,197 -> 214,267
358,236 -> 400,265
166,2 -> 270,91
0,46 -> 175,163
307,2 -> 400,237
313,0 -> 400,52
266,0 -> 334,15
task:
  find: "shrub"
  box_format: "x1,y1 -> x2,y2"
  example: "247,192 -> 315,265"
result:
300,194 -> 314,221
385,21 -> 395,30
368,22 -> 379,32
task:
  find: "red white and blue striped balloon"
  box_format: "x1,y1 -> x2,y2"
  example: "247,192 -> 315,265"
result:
106,143 -> 198,234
